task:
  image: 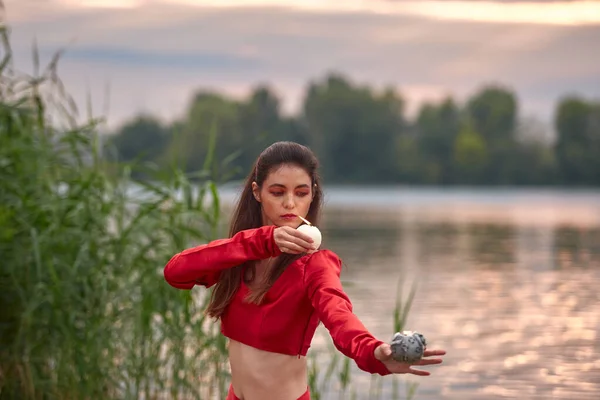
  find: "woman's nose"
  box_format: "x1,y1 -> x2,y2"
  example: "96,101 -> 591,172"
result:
283,195 -> 295,209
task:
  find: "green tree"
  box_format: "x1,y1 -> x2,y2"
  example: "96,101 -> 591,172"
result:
507,117 -> 557,185
453,119 -> 488,184
104,115 -> 168,163
554,97 -> 600,185
303,73 -> 405,183
466,85 -> 519,184
467,86 -> 517,141
167,91 -> 241,180
395,135 -> 421,183
509,140 -> 557,185
415,97 -> 461,184
236,85 -> 286,173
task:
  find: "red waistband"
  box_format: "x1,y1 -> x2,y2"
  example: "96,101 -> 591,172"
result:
226,384 -> 310,400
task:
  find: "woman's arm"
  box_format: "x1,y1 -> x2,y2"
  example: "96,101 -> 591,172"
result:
164,225 -> 281,289
304,250 -> 391,376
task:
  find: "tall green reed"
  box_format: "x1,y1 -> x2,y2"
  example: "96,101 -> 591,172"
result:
0,19 -> 228,399
391,274 -> 420,400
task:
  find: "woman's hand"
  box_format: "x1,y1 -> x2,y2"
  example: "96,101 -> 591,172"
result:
274,226 -> 315,254
374,343 -> 446,376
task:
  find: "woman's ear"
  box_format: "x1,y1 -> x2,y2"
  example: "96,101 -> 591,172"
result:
251,182 -> 261,202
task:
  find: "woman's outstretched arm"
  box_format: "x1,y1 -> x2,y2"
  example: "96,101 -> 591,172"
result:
305,249 -> 446,376
304,250 -> 391,376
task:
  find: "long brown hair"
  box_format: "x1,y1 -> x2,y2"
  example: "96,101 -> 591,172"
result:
206,141 -> 324,319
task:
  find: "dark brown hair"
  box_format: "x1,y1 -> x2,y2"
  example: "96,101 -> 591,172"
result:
206,141 -> 323,319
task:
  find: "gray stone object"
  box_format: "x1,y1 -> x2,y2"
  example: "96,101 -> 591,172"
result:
390,331 -> 427,363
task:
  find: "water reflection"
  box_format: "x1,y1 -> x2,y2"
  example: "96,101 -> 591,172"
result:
316,196 -> 600,400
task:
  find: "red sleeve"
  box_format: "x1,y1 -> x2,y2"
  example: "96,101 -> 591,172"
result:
164,225 -> 282,289
304,250 -> 391,376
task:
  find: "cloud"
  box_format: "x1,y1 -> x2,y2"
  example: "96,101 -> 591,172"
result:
47,0 -> 600,25
62,47 -> 261,70
4,0 -> 599,129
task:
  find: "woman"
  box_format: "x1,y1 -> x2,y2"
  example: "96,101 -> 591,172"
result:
164,141 -> 445,400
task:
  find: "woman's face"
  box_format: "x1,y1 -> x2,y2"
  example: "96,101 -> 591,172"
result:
252,163 -> 314,228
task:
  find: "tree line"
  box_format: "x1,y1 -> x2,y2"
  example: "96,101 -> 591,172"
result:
103,73 -> 600,186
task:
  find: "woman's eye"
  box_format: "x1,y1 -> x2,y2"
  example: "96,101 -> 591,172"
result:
296,192 -> 309,197
271,192 -> 284,197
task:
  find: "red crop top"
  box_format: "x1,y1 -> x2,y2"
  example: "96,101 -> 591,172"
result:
163,225 -> 391,376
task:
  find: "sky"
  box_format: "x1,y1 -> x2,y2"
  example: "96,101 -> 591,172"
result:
4,0 -> 600,132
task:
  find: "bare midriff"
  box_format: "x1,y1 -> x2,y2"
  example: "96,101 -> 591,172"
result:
228,339 -> 308,400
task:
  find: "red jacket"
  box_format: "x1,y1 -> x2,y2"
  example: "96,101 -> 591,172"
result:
164,225 -> 390,376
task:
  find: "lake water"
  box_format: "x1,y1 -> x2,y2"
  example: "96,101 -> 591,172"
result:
220,186 -> 600,400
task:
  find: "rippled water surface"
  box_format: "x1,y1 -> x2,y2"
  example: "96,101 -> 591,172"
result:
284,187 -> 600,400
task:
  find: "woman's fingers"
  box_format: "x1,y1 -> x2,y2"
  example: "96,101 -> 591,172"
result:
275,226 -> 314,252
281,230 -> 313,251
289,237 -> 314,251
286,229 -> 314,249
408,368 -> 431,376
386,363 -> 431,376
382,346 -> 445,376
414,358 -> 444,366
279,240 -> 309,254
423,349 -> 446,357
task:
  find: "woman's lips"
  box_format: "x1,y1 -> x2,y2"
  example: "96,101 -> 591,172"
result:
281,214 -> 296,220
